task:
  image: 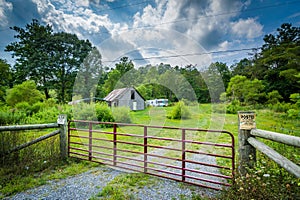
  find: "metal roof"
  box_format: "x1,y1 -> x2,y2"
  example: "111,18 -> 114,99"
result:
104,88 -> 130,102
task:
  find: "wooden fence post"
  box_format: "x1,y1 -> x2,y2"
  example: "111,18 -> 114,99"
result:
57,114 -> 67,160
238,111 -> 256,176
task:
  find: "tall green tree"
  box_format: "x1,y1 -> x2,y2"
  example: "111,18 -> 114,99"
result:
204,62 -> 231,102
254,23 -> 300,101
226,75 -> 265,105
115,57 -> 134,76
103,70 -> 122,95
5,19 -> 93,103
179,65 -> 209,103
5,19 -> 53,98
51,32 -> 92,102
73,47 -> 103,99
231,58 -> 254,78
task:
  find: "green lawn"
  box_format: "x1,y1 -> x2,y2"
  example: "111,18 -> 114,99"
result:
2,104 -> 299,198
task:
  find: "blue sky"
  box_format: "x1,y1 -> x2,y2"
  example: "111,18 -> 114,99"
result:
0,0 -> 299,69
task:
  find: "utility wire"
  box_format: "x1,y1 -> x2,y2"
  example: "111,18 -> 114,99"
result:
81,0 -> 300,36
1,0 -> 299,33
102,47 -> 261,63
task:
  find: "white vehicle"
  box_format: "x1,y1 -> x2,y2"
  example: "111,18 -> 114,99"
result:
146,99 -> 169,107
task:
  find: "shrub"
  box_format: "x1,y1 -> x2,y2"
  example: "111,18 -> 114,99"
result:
226,99 -> 241,114
30,102 -> 43,114
15,102 -> 31,114
168,101 -> 191,119
266,90 -> 283,104
95,103 -> 114,123
26,104 -> 73,124
72,103 -> 97,121
6,80 -> 44,106
270,102 -> 293,113
0,106 -> 27,125
287,109 -> 300,119
112,106 -> 131,123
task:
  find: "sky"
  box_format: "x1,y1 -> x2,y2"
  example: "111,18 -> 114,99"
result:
0,0 -> 300,69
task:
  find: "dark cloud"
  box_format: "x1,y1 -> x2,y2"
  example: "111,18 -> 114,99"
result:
170,0 -> 244,50
199,28 -> 223,50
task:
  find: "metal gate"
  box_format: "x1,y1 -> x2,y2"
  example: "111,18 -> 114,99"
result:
68,120 -> 235,190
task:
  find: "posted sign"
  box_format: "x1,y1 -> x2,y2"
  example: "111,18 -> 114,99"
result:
238,112 -> 256,130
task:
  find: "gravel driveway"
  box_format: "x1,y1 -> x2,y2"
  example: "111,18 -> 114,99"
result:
6,165 -> 219,200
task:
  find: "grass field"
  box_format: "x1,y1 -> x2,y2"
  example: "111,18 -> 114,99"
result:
1,103 -> 300,198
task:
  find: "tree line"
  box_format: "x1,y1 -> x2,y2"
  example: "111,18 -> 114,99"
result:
0,20 -> 299,117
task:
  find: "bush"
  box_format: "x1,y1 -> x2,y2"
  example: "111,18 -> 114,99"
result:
6,80 -> 44,106
226,99 -> 241,114
72,103 -> 97,121
15,102 -> 31,115
30,102 -> 44,114
95,103 -> 114,123
0,106 -> 27,125
27,104 -> 73,124
112,106 -> 131,123
168,101 -> 191,119
287,109 -> 300,119
269,102 -> 293,113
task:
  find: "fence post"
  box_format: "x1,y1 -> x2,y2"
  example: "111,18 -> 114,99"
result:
57,114 -> 67,160
238,111 -> 256,176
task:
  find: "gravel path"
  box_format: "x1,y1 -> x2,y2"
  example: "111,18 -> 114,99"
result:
6,165 -> 219,200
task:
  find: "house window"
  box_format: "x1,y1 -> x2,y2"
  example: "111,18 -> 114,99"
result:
131,90 -> 135,100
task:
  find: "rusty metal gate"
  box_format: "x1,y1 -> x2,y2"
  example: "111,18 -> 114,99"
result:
68,120 -> 235,190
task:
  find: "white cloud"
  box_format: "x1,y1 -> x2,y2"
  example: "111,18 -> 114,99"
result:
231,18 -> 263,39
132,0 -> 253,50
74,0 -> 89,7
0,0 -> 13,26
30,0 -> 264,67
131,0 -> 265,65
32,0 -> 125,38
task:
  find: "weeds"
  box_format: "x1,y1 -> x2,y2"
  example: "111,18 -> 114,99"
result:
218,154 -> 300,200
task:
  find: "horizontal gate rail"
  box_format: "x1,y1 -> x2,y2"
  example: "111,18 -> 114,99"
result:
3,130 -> 60,155
0,115 -> 68,159
68,120 -> 235,190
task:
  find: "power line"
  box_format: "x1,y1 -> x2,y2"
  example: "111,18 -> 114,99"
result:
1,0 -> 299,35
154,0 -> 300,27
102,47 -> 261,63
90,0 -> 300,36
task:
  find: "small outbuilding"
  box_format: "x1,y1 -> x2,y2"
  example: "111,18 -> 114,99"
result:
104,87 -> 145,111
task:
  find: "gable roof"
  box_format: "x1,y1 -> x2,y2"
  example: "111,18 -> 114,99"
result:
104,88 -> 128,102
104,87 -> 145,102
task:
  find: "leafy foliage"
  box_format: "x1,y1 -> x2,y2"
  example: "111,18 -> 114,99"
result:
6,80 -> 44,106
112,106 -> 131,123
95,102 -> 114,123
73,47 -> 104,99
5,19 -> 93,103
168,100 -> 191,119
0,59 -> 12,102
